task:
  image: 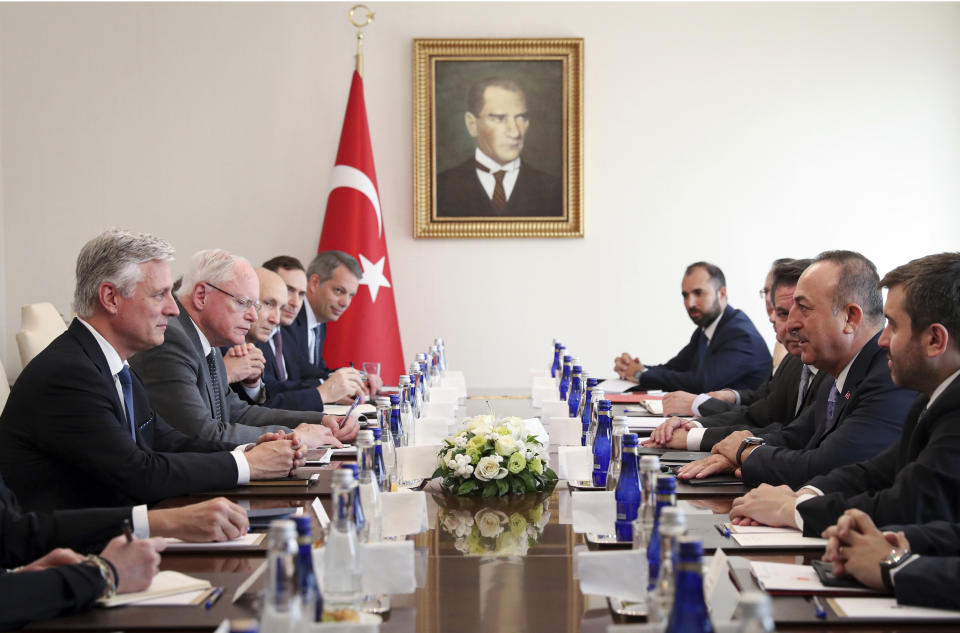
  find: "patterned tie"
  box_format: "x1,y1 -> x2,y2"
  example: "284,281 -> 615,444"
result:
313,324 -> 324,368
475,161 -> 508,213
825,383 -> 839,428
117,366 -> 136,440
206,351 -> 224,423
274,330 -> 287,381
795,364 -> 813,415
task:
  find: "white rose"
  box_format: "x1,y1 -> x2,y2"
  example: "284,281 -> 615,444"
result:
464,415 -> 493,434
475,510 -> 508,538
495,435 -> 519,456
475,455 -> 507,481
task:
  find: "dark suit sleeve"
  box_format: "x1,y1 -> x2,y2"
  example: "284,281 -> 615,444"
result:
0,565 -> 105,630
695,398 -> 739,417
896,521 -> 960,556
892,557 -> 960,610
741,374 -> 906,488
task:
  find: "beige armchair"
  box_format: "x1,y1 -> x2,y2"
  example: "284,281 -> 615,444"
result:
16,303 -> 67,368
0,358 -> 9,412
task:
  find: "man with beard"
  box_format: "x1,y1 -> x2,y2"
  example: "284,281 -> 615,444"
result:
614,262 -> 771,393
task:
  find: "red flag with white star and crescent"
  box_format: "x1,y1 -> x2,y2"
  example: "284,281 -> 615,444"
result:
317,70 -> 404,384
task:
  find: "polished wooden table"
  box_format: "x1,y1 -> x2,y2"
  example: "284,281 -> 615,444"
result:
23,391 -> 955,632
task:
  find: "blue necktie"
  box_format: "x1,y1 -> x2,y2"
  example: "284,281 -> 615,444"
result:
795,365 -> 813,415
313,324 -> 324,367
206,352 -> 224,423
825,383 -> 839,427
274,330 -> 287,381
117,366 -> 136,440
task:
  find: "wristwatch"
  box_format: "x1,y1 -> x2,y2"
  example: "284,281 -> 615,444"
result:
879,548 -> 913,591
736,436 -> 765,466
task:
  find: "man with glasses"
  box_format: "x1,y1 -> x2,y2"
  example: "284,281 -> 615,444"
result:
131,249 -> 357,445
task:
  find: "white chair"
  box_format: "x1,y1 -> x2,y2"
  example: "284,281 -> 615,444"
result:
16,302 -> 67,368
0,359 -> 10,412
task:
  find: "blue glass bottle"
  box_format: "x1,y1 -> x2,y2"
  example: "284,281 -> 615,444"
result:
340,464 -> 365,539
293,515 -> 322,622
370,427 -> 387,490
614,433 -> 641,541
591,400 -> 613,486
647,474 -> 677,591
550,341 -> 563,378
558,355 -> 573,401
665,538 -> 714,633
580,378 -> 597,445
389,394 -> 402,447
408,374 -> 420,419
567,365 -> 583,417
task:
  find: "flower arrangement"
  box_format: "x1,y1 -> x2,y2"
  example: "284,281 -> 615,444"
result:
432,415 -> 558,497
436,494 -> 551,557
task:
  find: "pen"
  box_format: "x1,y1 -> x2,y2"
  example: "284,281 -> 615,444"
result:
812,595 -> 827,619
713,522 -> 731,538
122,518 -> 135,543
339,394 -> 362,429
204,586 -> 224,609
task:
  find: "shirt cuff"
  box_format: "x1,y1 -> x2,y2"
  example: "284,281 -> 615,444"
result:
728,389 -> 742,405
793,493 -> 820,531
132,505 -> 151,538
232,445 -> 252,484
691,393 -> 711,416
686,427 -> 706,451
241,381 -> 264,401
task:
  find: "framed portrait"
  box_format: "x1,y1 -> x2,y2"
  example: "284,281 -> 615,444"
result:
413,38 -> 583,238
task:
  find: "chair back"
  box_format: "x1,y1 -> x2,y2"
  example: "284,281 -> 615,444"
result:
0,359 -> 9,412
16,303 -> 67,368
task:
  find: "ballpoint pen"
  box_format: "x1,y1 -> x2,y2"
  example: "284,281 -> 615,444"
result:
713,522 -> 731,538
339,393 -> 362,429
122,518 -> 135,542
812,595 -> 827,619
204,586 -> 224,609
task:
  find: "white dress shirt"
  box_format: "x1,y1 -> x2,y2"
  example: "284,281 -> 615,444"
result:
474,148 -> 521,201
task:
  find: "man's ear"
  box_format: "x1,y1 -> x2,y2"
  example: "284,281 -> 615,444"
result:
717,286 -> 727,303
925,323 -> 950,358
190,283 -> 208,311
98,283 -> 121,315
843,303 -> 864,334
464,111 -> 478,138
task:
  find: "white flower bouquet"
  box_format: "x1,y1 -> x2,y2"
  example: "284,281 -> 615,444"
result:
435,494 -> 552,557
432,415 -> 558,497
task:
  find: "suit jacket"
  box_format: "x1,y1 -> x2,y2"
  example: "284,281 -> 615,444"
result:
637,305 -> 772,394
283,307 -> 335,379
0,563 -> 104,630
0,320 -> 241,511
130,304 -> 326,444
226,334 -> 325,412
740,332 -> 916,488
698,354 -> 828,450
797,373 -> 960,535
695,363 -> 783,417
435,158 -> 562,218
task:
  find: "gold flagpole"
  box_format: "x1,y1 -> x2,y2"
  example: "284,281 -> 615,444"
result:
349,4 -> 375,76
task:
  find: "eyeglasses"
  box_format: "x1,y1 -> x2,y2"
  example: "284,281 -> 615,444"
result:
205,282 -> 262,314
758,288 -> 770,299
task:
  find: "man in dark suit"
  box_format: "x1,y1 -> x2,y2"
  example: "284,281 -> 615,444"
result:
283,251 -> 379,404
648,259 -> 821,451
661,258 -> 810,418
0,469 -> 167,630
130,249 -> 355,445
435,77 -> 562,218
822,509 -> 960,611
677,251 -> 915,487
226,267 -> 326,411
0,230 -> 304,513
729,253 -> 960,534
614,262 -> 772,393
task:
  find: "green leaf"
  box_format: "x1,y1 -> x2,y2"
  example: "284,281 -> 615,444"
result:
495,478 -> 509,496
431,467 -> 444,480
510,477 -> 524,494
543,467 -> 559,481
519,471 -> 536,492
482,482 -> 498,498
457,480 -> 476,495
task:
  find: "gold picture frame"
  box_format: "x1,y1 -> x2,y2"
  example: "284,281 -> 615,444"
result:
413,38 -> 584,238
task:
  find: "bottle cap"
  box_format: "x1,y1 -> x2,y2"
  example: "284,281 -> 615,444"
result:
572,365 -> 582,372
656,474 -> 677,493
612,417 -> 630,433
622,433 -> 639,446
389,394 -> 400,405
592,389 -> 605,401
677,536 -> 704,560
416,352 -> 427,361
375,397 -> 391,408
409,362 -> 420,373
587,377 -> 598,387
267,519 -> 297,542
371,427 -> 382,440
659,506 -> 686,529
554,340 -> 563,348
563,355 -> 572,362
598,399 -> 612,410
340,463 -> 359,476
332,468 -> 355,486
640,455 -> 661,471
435,337 -> 444,346
398,375 -> 410,385
357,429 -> 374,446
292,515 -> 312,536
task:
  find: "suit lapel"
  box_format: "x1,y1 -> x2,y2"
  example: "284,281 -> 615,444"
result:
68,319 -> 128,430
815,333 -> 883,443
174,304 -> 220,420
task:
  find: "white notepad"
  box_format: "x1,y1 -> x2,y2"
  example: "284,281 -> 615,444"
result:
830,597 -> 960,620
99,570 -> 211,607
163,533 -> 265,550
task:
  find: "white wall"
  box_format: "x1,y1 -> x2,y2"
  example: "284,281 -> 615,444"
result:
1,2 -> 958,388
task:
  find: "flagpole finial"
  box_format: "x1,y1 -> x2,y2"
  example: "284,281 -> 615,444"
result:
349,4 -> 374,76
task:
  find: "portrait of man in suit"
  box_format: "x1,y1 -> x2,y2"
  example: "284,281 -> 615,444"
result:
434,64 -> 564,220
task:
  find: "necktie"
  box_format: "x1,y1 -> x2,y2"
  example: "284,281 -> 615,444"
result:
825,383 -> 839,428
206,352 -> 224,423
313,324 -> 324,367
475,161 -> 508,213
795,364 -> 812,415
694,335 -> 708,369
117,366 -> 136,440
274,331 -> 287,381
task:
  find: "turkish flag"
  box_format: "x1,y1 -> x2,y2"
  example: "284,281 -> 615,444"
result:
317,71 -> 404,384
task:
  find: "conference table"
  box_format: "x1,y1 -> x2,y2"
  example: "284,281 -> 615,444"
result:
22,390 -> 953,632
